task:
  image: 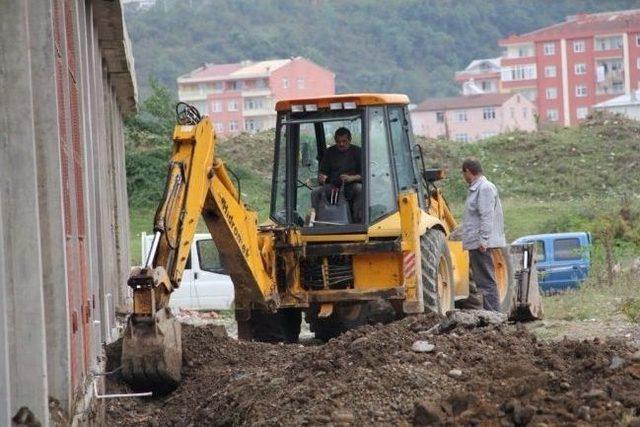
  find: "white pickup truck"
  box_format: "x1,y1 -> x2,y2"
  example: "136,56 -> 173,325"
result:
141,232 -> 235,310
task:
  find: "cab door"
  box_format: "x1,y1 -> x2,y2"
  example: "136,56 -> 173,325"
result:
192,237 -> 235,310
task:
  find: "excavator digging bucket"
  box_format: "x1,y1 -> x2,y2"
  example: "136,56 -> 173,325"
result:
121,307 -> 182,394
508,243 -> 544,321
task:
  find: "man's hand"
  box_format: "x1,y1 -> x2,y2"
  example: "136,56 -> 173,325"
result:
340,174 -> 360,183
478,244 -> 487,253
318,173 -> 327,185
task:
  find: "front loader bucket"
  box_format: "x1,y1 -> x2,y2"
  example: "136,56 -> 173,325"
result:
508,243 -> 543,321
121,307 -> 182,394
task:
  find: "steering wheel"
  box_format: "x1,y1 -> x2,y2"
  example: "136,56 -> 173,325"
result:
297,179 -> 314,190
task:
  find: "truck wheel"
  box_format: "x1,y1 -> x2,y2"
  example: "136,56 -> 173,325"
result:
491,246 -> 515,314
421,229 -> 454,316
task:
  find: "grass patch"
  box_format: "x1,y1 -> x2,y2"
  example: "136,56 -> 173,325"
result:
542,270 -> 640,322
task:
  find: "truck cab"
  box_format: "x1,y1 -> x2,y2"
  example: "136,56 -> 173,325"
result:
512,232 -> 591,292
141,232 -> 234,310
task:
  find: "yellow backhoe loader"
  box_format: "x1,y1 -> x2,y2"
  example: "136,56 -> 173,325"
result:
121,95 -> 542,393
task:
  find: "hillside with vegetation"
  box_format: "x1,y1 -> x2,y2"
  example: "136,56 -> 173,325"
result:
126,83 -> 640,265
124,0 -> 638,100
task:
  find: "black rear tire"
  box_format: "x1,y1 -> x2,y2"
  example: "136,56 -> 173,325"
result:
421,229 -> 455,315
237,308 -> 302,343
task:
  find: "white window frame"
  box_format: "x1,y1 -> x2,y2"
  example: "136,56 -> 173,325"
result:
544,65 -> 557,78
501,64 -> 537,81
576,107 -> 589,120
543,42 -> 555,55
637,33 -> 640,47
575,85 -> 587,97
546,109 -> 559,122
454,110 -> 468,122
214,122 -> 224,133
228,120 -> 238,131
573,40 -> 585,53
454,133 -> 469,143
522,107 -> 528,118
483,107 -> 496,120
435,111 -> 445,123
574,63 -> 586,75
545,87 -> 557,100
227,100 -> 238,111
637,57 -> 640,70
212,101 -> 222,113
594,35 -> 623,51
282,78 -> 288,89
296,77 -> 305,89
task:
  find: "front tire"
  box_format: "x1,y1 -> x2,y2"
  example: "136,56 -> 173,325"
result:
421,229 -> 454,315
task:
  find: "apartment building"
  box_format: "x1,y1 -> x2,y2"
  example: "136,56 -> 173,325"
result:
454,57 -> 501,95
410,93 -> 537,142
177,57 -> 335,136
498,9 -> 640,126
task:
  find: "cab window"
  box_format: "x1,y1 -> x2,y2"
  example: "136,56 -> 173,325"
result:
368,107 -> 396,222
388,107 -> 415,191
553,238 -> 581,261
196,239 -> 225,274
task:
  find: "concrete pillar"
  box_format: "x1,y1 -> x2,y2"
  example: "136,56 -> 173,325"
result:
0,199 -> 11,427
28,0 -> 73,413
0,1 -> 50,423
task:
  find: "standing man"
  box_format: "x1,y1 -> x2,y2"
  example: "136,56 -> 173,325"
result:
311,127 -> 363,223
461,158 -> 506,311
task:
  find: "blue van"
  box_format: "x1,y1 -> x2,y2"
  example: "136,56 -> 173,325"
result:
512,232 -> 592,292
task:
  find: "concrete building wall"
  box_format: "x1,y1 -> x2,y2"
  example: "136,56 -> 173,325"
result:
0,0 -> 136,425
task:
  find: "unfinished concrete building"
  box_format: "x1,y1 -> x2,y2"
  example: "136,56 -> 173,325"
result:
0,0 -> 136,424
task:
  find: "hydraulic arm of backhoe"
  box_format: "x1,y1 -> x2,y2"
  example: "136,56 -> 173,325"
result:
121,104 -> 275,392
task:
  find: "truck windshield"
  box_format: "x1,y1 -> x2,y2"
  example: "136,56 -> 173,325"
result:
270,109 -> 364,226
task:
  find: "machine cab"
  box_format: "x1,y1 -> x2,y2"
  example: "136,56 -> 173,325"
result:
270,94 -> 421,234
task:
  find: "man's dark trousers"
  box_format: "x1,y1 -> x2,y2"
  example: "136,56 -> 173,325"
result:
469,249 -> 500,311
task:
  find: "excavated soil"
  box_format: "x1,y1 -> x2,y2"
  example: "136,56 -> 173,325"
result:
104,313 -> 640,426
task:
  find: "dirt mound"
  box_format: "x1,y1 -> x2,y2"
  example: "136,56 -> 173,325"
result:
105,313 -> 640,426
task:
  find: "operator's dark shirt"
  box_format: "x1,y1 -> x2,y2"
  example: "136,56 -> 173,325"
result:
319,145 -> 362,184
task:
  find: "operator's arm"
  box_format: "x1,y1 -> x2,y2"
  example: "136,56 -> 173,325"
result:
476,183 -> 494,250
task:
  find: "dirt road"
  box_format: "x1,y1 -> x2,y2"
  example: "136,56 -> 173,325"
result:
105,312 -> 640,426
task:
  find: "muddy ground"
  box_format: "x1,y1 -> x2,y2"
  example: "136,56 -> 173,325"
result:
104,311 -> 640,426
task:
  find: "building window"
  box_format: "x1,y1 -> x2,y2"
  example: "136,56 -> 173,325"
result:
227,100 -> 238,111
510,107 -> 515,119
454,133 -> 469,143
481,80 -> 494,91
282,78 -> 288,89
573,40 -> 585,53
637,33 -> 640,46
228,81 -> 239,91
545,87 -> 557,100
577,107 -> 589,120
454,110 -> 467,122
637,57 -> 640,70
436,111 -> 445,123
543,42 -> 555,55
544,66 -> 557,78
594,35 -> 623,51
483,107 -> 496,120
214,82 -> 223,93
574,63 -> 586,75
546,109 -> 559,122
596,58 -> 625,94
501,64 -> 536,81
522,107 -> 528,118
575,85 -> 587,97
296,77 -> 305,89
212,101 -> 222,113
245,119 -> 258,132
214,122 -> 224,133
229,120 -> 238,131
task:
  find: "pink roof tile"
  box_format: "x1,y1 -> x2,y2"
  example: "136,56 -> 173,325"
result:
414,93 -> 515,112
500,9 -> 640,44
